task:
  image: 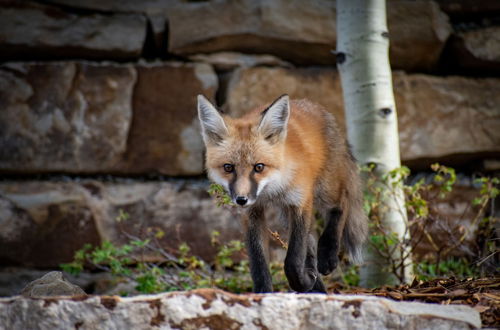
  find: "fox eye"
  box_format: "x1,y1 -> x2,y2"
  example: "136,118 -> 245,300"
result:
223,164 -> 234,173
254,163 -> 265,173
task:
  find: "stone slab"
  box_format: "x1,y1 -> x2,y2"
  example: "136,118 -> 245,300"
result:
0,179 -> 242,267
0,61 -> 136,173
447,26 -> 500,74
0,2 -> 147,61
167,0 -> 451,70
0,61 -> 218,176
119,61 -> 217,176
0,289 -> 481,329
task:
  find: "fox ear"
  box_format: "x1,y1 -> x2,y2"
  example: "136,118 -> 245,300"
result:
197,95 -> 228,145
258,94 -> 290,144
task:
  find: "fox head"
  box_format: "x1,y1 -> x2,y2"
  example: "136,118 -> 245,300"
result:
197,94 -> 290,207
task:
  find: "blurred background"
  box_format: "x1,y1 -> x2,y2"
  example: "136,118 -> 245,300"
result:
0,0 -> 499,296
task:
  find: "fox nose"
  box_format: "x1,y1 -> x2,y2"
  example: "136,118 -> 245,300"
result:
235,196 -> 248,206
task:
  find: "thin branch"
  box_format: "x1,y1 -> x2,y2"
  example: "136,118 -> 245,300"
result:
267,228 -> 288,249
442,198 -> 488,257
476,250 -> 497,266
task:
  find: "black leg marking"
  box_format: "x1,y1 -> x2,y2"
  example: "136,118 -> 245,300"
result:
246,207 -> 273,293
305,234 -> 327,293
317,208 -> 342,275
284,207 -> 317,293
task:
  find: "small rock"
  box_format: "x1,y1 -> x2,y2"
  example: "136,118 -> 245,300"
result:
20,271 -> 86,297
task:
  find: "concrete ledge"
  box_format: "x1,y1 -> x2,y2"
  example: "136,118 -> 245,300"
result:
0,289 -> 481,329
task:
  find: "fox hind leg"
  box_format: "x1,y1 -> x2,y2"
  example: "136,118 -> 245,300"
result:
317,208 -> 345,275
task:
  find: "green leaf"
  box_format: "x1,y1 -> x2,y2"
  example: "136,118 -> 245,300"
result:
116,209 -> 130,222
472,197 -> 483,206
60,262 -> 83,275
131,239 -> 151,248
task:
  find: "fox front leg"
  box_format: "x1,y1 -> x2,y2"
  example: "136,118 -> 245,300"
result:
284,206 -> 318,293
245,207 -> 273,293
305,233 -> 327,293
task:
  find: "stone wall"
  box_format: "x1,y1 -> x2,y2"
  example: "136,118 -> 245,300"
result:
0,0 -> 499,269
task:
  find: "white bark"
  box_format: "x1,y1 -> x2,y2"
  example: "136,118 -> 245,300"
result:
336,0 -> 413,287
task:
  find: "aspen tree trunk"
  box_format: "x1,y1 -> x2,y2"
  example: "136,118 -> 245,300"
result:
336,0 -> 413,287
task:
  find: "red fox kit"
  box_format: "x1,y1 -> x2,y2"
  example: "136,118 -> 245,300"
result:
197,94 -> 368,293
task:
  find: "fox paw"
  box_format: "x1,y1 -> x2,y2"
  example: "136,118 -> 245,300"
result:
307,276 -> 327,293
317,252 -> 339,275
285,267 -> 317,292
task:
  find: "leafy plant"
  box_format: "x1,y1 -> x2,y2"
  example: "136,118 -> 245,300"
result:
208,183 -> 234,207
362,163 -> 498,283
415,257 -> 479,281
340,264 -> 360,287
61,208 -> 290,295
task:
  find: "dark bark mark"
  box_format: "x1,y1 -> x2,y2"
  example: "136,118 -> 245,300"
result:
379,107 -> 392,118
336,52 -> 346,64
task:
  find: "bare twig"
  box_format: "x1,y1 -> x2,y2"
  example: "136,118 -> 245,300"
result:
267,228 -> 288,249
476,250 -> 498,266
442,198 -> 489,257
